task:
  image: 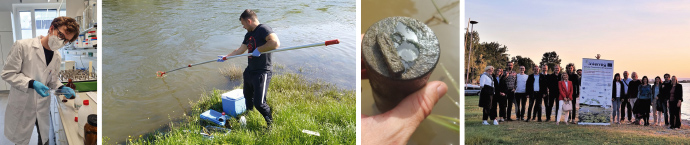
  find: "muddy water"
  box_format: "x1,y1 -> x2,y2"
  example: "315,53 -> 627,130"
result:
361,0 -> 460,144
102,0 -> 355,142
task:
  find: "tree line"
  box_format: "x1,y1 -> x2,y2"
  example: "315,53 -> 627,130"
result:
464,31 -> 563,84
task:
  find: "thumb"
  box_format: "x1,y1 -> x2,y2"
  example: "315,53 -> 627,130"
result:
388,81 -> 448,126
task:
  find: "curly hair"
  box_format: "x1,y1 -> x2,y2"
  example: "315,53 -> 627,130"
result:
50,16 -> 80,42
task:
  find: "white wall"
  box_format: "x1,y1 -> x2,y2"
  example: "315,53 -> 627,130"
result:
0,12 -> 13,90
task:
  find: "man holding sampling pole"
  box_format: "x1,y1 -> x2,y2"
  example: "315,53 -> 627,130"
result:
218,9 -> 280,128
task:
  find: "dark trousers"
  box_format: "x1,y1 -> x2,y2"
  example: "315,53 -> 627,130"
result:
243,71 -> 274,124
35,119 -> 45,145
482,106 -> 491,120
527,91 -> 543,121
515,93 -> 528,119
491,94 -> 507,120
660,100 -> 669,124
546,91 -> 559,120
569,97 -> 577,121
506,91 -> 517,119
669,101 -> 682,128
621,98 -> 633,121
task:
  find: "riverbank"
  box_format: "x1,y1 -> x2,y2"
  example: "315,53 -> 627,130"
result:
104,72 -> 355,144
465,95 -> 690,144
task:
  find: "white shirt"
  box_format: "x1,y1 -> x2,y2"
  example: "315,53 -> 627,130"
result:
616,81 -> 622,98
623,78 -> 632,93
516,73 -> 528,93
479,73 -> 494,88
533,74 -> 541,92
564,80 -> 569,88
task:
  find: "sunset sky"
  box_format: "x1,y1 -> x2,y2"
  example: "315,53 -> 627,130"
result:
466,0 -> 690,80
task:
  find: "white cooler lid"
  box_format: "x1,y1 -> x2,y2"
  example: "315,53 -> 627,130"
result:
221,89 -> 244,100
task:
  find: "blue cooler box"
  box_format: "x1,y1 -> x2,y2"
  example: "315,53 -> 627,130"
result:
222,89 -> 246,117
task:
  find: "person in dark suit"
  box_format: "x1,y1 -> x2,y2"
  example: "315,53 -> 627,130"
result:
526,65 -> 549,122
491,68 -> 508,122
566,63 -> 580,123
546,65 -> 562,122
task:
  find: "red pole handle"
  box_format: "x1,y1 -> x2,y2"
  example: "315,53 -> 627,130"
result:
325,39 -> 340,46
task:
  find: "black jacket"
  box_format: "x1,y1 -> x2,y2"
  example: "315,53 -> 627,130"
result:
526,73 -> 548,95
662,84 -> 684,102
568,73 -> 580,98
494,74 -> 508,97
548,73 -> 562,96
612,81 -> 625,99
627,80 -> 641,99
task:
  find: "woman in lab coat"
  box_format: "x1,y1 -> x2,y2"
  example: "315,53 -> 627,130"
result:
1,17 -> 77,145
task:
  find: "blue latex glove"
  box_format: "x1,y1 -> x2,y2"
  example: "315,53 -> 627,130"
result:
60,87 -> 76,99
252,49 -> 261,57
217,55 -> 227,62
32,81 -> 50,97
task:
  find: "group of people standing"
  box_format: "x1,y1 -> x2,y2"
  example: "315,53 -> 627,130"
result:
477,61 -> 684,128
611,72 -> 684,129
478,62 -> 581,125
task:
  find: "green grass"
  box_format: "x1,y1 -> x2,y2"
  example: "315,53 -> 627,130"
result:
108,73 -> 355,144
465,95 -> 690,144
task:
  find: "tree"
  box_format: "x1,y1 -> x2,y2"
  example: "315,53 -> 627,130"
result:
539,51 -> 561,73
511,55 -> 536,75
464,31 -> 511,84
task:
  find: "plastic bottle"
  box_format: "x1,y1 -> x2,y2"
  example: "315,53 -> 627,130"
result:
78,99 -> 92,137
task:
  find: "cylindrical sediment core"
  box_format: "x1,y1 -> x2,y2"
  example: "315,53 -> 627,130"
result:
363,17 -> 440,112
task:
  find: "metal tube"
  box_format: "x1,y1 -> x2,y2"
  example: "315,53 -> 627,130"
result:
363,17 -> 440,112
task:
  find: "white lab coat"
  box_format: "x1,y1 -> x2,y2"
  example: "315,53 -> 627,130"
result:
1,36 -> 62,145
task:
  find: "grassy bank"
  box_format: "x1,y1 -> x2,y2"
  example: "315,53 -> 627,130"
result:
465,95 -> 690,144
107,72 -> 355,144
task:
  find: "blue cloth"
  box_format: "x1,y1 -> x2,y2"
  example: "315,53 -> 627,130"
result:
638,85 -> 652,100
217,55 -> 227,62
252,49 -> 261,57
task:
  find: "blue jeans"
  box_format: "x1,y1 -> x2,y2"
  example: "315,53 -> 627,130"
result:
612,98 -> 621,122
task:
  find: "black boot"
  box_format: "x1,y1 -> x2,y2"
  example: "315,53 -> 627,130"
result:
264,115 -> 273,130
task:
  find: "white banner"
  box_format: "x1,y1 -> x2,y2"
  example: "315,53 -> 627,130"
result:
578,58 -> 614,125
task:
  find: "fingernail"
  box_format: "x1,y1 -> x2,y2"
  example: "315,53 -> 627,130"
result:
436,83 -> 447,94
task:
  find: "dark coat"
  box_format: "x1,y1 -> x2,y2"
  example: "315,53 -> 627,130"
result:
526,73 -> 549,96
612,81 -> 625,99
548,73 -> 562,96
568,73 -> 580,98
494,74 -> 508,98
663,84 -> 684,102
626,80 -> 641,99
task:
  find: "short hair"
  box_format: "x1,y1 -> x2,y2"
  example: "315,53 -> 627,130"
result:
239,9 -> 258,21
485,66 -> 494,72
664,73 -> 670,77
50,16 -> 79,42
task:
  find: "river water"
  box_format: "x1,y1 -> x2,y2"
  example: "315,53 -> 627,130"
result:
102,0 -> 355,142
361,0 -> 460,144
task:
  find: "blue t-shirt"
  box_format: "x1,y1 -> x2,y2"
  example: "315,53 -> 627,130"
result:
243,24 -> 274,73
